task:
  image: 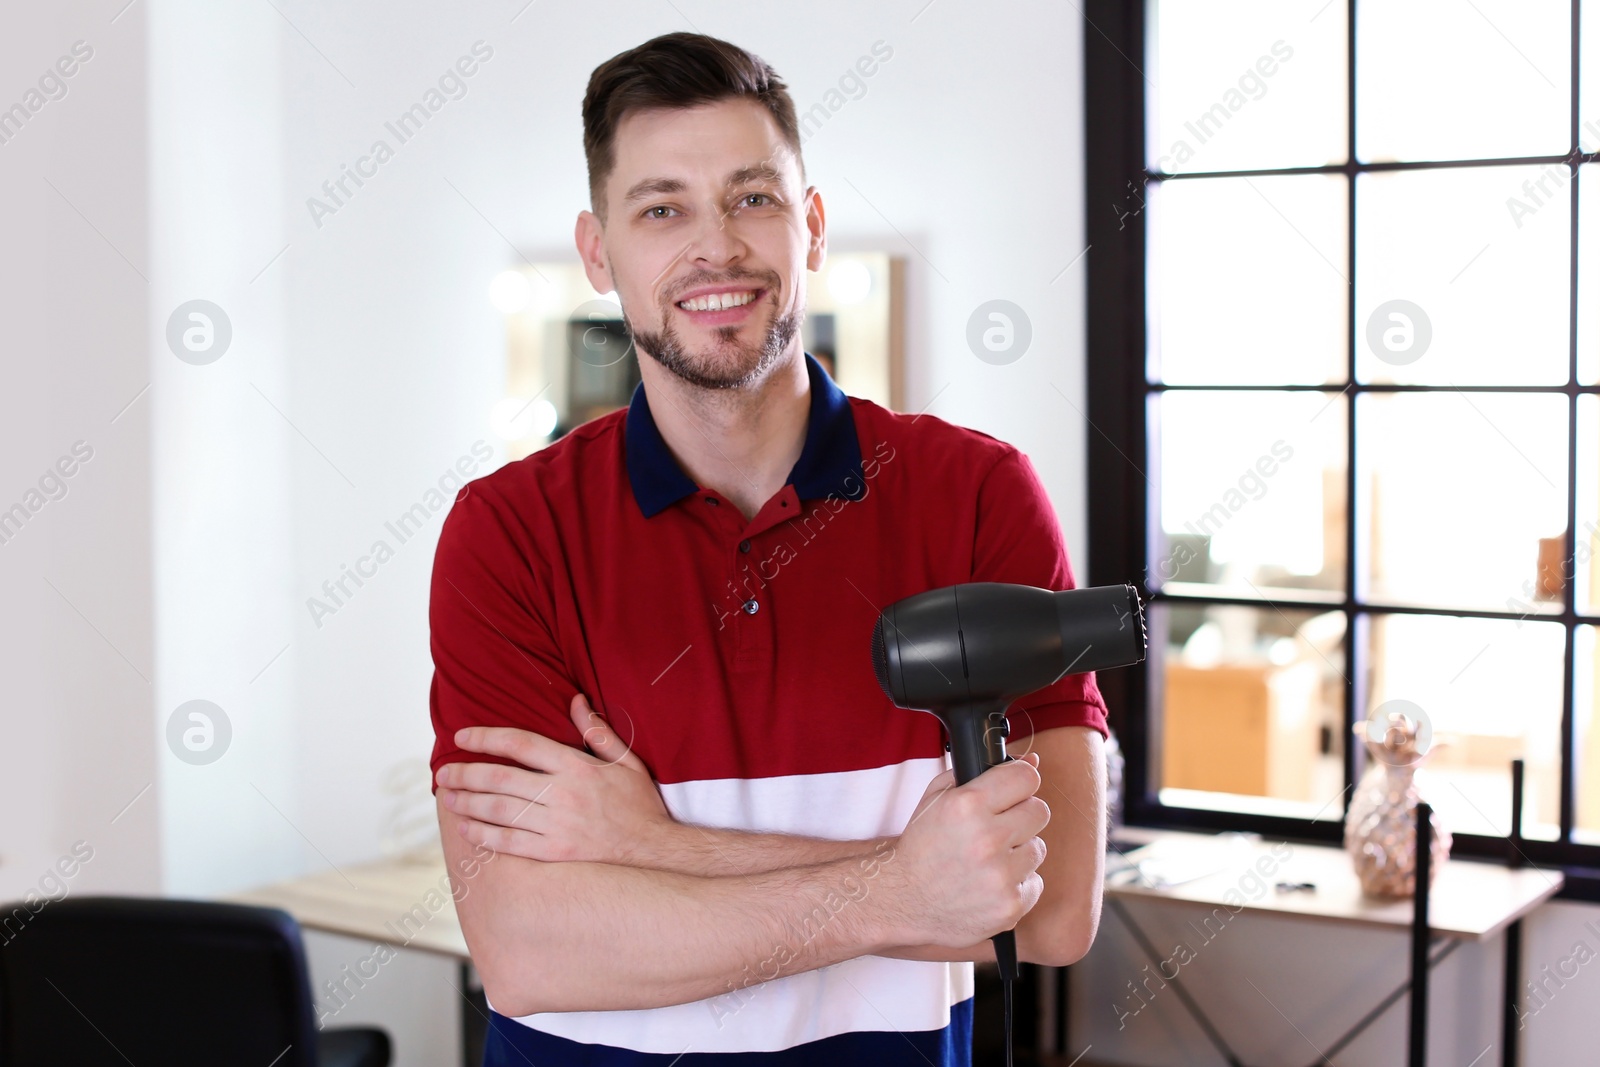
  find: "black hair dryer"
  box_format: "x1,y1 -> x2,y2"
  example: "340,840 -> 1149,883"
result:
869,581 -> 1147,980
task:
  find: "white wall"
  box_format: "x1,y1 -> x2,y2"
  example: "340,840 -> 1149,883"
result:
147,0 -> 306,899
0,0 -> 160,902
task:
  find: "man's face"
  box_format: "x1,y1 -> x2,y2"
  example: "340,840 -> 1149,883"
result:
577,97 -> 825,391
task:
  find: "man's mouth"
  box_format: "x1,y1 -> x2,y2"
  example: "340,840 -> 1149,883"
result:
673,287 -> 765,324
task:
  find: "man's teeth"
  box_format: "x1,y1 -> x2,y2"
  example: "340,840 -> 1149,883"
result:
677,290 -> 757,312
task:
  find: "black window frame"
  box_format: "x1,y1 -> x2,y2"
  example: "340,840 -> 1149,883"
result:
1083,0 -> 1600,898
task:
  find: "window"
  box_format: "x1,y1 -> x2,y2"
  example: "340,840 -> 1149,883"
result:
1085,0 -> 1600,882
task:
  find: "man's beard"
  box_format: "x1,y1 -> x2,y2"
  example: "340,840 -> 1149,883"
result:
628,291 -> 803,391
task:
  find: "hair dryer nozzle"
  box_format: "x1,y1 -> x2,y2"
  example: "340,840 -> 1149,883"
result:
1051,583 -> 1148,677
870,581 -> 1147,711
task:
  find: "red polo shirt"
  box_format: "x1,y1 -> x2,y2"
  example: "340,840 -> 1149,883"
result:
427,351 -> 1107,1062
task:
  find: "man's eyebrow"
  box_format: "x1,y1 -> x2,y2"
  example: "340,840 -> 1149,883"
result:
725,163 -> 785,188
621,165 -> 787,204
622,177 -> 685,204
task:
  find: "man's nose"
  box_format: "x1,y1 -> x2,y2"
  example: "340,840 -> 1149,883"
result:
684,202 -> 748,269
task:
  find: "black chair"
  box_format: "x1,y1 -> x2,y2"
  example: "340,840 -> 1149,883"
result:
0,896 -> 390,1067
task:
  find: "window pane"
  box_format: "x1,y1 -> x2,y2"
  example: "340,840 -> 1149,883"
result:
1149,174 -> 1347,385
1360,393 -> 1568,613
1154,390 -> 1347,600
1357,0 -> 1570,163
1581,166 -> 1600,385
1577,395 -> 1600,614
1149,0 -> 1347,174
1154,602 -> 1347,819
1356,167 -> 1570,387
1575,625 -> 1600,845
1584,0 -> 1600,155
1366,613 -> 1563,841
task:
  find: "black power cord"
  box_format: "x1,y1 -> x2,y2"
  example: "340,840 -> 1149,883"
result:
991,753 -> 1019,1067
1002,972 -> 1014,1067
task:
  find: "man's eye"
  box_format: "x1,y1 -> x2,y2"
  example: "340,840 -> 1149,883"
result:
646,205 -> 678,219
743,194 -> 772,207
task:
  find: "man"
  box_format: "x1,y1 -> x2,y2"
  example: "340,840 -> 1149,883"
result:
428,31 -> 1108,1065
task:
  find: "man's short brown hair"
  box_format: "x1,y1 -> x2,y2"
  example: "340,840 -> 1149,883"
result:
582,32 -> 804,223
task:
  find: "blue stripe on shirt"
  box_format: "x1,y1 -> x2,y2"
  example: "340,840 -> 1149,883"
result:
482,996 -> 973,1066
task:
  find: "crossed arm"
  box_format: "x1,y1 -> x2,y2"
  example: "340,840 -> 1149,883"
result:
436,693 -> 1106,1015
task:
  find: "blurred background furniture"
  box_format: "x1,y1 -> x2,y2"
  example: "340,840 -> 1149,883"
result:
1089,826 -> 1562,1067
230,850 -> 481,1066
1162,659 -> 1322,800
0,897 -> 390,1067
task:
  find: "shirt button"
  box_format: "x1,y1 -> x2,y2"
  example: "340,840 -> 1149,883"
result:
704,496 -> 719,506
739,539 -> 752,553
742,599 -> 759,615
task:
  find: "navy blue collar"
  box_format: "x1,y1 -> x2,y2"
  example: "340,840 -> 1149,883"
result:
624,351 -> 866,519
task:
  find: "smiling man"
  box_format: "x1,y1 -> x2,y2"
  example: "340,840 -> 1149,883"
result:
427,31 -> 1108,1066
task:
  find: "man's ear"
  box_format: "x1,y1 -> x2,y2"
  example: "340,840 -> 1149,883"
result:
575,210 -> 615,294
803,186 -> 826,273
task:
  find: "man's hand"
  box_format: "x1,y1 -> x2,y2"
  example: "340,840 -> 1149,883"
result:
880,753 -> 1050,950
436,693 -> 673,865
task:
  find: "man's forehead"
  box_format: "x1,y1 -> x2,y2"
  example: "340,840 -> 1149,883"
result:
609,99 -> 799,192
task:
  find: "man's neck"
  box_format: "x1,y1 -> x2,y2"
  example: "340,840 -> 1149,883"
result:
638,349 -> 810,521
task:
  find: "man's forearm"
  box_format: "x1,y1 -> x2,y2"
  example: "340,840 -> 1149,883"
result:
644,830 -> 1067,967
444,803 -> 913,1015
638,821 -> 893,876
607,824 -> 1034,966
878,941 -> 994,964
878,925 -> 1062,965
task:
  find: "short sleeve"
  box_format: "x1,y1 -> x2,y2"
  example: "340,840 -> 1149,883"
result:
427,485 -> 584,791
971,449 -> 1110,741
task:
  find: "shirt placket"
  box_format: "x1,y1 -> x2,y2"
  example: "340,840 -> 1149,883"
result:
716,485 -> 803,670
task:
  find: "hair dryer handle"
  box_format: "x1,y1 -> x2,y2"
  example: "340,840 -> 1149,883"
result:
946,706 -> 1012,787
944,702 -> 1022,982
992,930 -> 1019,982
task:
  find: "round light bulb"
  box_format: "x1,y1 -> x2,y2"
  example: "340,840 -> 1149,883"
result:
491,396 -> 560,442
826,259 -> 872,305
528,398 -> 558,438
